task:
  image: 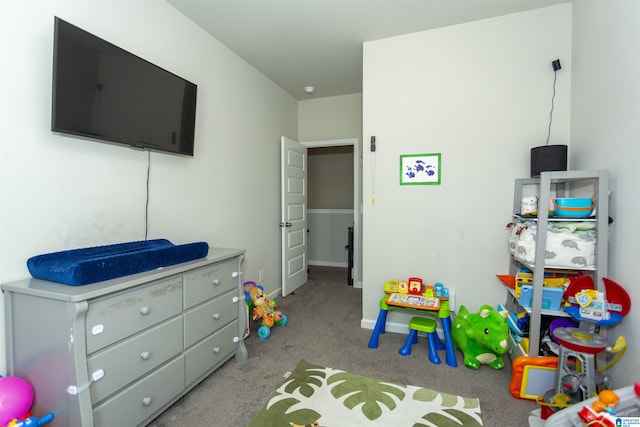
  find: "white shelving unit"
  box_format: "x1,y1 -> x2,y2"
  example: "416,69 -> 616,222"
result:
506,170 -> 609,357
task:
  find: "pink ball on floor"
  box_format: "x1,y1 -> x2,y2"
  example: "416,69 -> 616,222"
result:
0,376 -> 34,426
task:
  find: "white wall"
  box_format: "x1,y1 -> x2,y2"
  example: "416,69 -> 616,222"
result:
0,1 -> 297,374
298,94 -> 362,142
362,5 -> 572,328
571,0 -> 640,388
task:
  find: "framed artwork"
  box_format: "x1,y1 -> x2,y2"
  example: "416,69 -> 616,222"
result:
400,153 -> 441,185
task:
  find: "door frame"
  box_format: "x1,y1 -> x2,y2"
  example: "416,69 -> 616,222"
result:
302,138 -> 361,288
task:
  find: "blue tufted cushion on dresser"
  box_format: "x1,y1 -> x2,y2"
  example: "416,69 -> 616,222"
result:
27,239 -> 209,286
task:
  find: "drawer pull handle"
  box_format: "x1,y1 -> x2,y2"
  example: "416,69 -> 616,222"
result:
213,346 -> 221,354
142,396 -> 152,407
92,369 -> 105,381
232,271 -> 243,278
212,313 -> 220,320
212,279 -> 220,285
232,296 -> 239,303
91,324 -> 104,336
139,306 -> 150,315
140,351 -> 151,361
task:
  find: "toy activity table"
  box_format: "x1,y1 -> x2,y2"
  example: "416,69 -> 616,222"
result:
368,293 -> 457,367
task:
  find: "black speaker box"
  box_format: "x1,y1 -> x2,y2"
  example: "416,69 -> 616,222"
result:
530,145 -> 567,177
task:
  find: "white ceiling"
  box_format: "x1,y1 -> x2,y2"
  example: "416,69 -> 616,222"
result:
167,0 -> 569,100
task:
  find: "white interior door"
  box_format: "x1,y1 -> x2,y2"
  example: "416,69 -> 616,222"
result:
281,136 -> 308,296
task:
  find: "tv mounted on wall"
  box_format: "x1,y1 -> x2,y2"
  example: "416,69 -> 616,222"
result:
51,17 -> 197,156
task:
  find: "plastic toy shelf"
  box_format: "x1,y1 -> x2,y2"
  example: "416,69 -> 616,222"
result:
513,214 -> 598,223
506,170 -> 609,357
516,259 -> 596,273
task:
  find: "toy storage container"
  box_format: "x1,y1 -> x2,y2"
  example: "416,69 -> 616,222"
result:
518,285 -> 564,310
553,198 -> 594,217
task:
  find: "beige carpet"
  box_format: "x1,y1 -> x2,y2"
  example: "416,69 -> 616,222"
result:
149,266 -> 537,427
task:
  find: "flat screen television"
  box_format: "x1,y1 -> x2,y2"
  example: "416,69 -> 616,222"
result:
51,17 -> 197,156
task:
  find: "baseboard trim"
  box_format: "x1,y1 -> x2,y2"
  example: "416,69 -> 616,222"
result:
308,209 -> 354,214
361,318 -> 409,334
308,260 -> 348,268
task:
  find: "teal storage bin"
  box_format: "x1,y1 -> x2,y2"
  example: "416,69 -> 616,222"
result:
553,198 -> 594,217
518,285 -> 564,310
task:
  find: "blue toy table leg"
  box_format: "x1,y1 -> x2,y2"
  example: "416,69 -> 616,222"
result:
399,330 -> 417,356
432,331 -> 446,350
441,316 -> 457,367
427,333 -> 442,364
438,300 -> 457,367
368,301 -> 389,349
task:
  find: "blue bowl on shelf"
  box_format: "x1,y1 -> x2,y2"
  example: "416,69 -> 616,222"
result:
553,198 -> 594,217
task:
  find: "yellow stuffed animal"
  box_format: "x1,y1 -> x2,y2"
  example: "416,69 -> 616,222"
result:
244,281 -> 287,339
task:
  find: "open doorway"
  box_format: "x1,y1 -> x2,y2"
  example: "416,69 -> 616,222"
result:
303,138 -> 360,287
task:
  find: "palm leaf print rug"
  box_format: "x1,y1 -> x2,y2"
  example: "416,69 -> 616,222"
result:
247,359 -> 483,427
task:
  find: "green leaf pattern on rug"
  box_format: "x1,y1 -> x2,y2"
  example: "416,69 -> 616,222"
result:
327,372 -> 406,420
284,362 -> 327,398
246,394 -> 321,427
419,409 -> 484,427
247,360 -> 483,427
413,387 -> 481,409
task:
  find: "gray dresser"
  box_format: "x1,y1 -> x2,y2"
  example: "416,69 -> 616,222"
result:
1,247 -> 247,427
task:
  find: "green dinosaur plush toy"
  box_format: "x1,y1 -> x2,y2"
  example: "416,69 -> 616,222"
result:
451,304 -> 509,370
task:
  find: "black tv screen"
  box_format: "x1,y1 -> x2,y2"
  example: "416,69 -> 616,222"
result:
52,17 -> 197,156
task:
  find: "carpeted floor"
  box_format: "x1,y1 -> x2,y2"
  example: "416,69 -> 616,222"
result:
149,266 -> 538,426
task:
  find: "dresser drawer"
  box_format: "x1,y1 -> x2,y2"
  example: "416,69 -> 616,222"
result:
86,277 -> 183,354
92,355 -> 185,427
184,290 -> 239,348
183,259 -> 237,309
87,316 -> 183,404
185,320 -> 239,386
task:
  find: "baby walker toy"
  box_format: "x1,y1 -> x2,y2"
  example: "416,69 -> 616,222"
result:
537,275 -> 631,420
244,281 -> 287,340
